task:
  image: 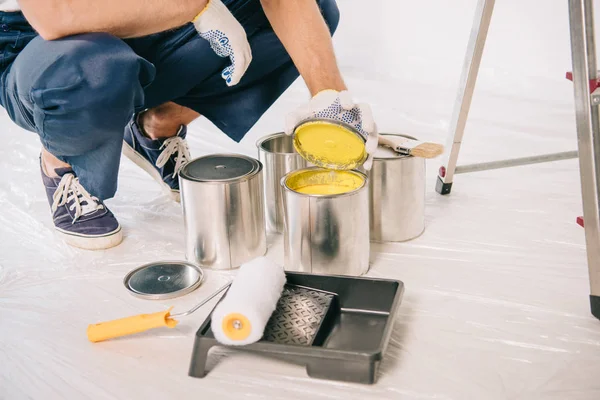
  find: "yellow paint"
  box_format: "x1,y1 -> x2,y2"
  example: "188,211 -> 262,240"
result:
293,121 -> 367,170
222,313 -> 252,341
87,307 -> 178,343
295,184 -> 354,195
286,169 -> 365,196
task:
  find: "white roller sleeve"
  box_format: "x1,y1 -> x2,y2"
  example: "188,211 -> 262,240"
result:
211,257 -> 286,346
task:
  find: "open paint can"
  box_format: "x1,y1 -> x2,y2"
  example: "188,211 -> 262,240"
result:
368,134 -> 426,242
292,118 -> 368,170
281,167 -> 370,277
256,133 -> 309,233
179,154 -> 267,270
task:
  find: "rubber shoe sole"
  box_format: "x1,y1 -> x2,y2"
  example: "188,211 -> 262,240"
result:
122,140 -> 180,202
56,225 -> 123,250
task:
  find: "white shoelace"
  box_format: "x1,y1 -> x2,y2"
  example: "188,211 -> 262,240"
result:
52,174 -> 104,223
155,135 -> 191,178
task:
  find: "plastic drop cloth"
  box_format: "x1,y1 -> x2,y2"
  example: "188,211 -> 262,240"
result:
2,0 -> 600,399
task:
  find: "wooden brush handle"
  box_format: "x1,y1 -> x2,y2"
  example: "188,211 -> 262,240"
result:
378,135 -> 444,158
378,136 -> 410,155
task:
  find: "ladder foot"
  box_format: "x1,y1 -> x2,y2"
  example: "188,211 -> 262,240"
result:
590,295 -> 600,321
435,176 -> 453,195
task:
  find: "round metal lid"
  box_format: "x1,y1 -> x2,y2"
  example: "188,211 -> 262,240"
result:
124,261 -> 204,300
293,119 -> 367,170
180,154 -> 260,183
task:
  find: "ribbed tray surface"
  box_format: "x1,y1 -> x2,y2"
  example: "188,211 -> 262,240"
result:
262,286 -> 334,346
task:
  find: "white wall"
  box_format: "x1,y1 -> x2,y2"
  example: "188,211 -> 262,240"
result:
335,0 -> 574,91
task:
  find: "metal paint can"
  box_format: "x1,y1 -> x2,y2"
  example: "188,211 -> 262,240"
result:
368,134 -> 426,242
179,154 -> 267,270
281,167 -> 370,277
256,133 -> 308,233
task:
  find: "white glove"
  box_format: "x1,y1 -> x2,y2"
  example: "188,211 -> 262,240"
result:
285,90 -> 379,170
193,0 -> 252,86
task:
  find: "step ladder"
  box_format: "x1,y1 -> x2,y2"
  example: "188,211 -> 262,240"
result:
435,0 -> 600,320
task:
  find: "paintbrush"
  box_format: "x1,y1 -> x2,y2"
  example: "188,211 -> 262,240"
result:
378,135 -> 444,159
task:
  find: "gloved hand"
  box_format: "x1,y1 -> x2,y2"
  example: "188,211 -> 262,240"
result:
285,90 -> 379,170
193,0 -> 252,86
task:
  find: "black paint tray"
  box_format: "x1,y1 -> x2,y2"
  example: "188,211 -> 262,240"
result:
188,272 -> 404,384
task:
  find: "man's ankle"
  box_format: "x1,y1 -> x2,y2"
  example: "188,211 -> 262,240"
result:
138,110 -> 181,140
138,102 -> 200,140
41,148 -> 71,178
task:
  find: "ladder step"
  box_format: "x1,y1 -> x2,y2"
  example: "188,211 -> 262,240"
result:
565,71 -> 600,92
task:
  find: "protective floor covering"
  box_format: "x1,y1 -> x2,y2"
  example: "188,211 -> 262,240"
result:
2,0 -> 600,399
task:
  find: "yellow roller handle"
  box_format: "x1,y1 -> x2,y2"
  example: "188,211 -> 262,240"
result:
87,307 -> 179,343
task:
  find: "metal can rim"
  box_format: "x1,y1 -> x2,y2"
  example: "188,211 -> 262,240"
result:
255,132 -> 298,155
292,118 -> 368,170
123,260 -> 205,300
280,166 -> 368,199
294,118 -> 366,142
179,153 -> 262,184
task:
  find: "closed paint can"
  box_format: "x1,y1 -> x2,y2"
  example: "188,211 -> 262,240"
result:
256,133 -> 308,233
281,167 -> 370,277
179,154 -> 267,270
368,134 -> 426,242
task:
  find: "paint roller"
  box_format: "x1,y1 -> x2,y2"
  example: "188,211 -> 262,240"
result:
210,257 -> 286,345
87,257 -> 287,345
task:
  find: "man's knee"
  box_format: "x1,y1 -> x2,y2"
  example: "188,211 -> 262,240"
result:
22,34 -> 154,155
30,33 -> 152,116
317,0 -> 340,35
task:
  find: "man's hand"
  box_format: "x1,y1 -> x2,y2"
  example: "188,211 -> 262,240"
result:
193,0 -> 252,86
261,0 -> 378,169
285,90 -> 379,170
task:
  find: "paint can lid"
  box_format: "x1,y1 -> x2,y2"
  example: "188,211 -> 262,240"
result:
123,261 -> 204,300
293,119 -> 367,170
180,154 -> 261,183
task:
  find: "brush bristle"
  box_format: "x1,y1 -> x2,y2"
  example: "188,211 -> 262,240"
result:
410,143 -> 444,158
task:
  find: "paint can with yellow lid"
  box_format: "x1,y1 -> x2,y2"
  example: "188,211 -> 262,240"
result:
281,167 -> 370,277
292,118 -> 371,170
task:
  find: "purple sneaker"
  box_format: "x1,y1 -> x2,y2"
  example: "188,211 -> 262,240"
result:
122,114 -> 191,202
41,163 -> 123,250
